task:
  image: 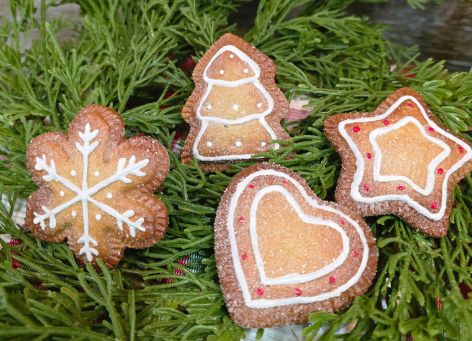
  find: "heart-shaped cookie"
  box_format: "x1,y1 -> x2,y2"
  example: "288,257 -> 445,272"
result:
215,163 -> 378,328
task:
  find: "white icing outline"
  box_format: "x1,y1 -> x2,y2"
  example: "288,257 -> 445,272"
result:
227,169 -> 369,308
194,45 -> 279,161
338,95 -> 472,220
33,123 -> 148,262
370,116 -> 450,195
250,185 -> 349,285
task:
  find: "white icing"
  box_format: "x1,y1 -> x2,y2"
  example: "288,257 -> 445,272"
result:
230,54 -> 234,58
107,193 -> 112,199
227,169 -> 369,308
206,104 -> 212,110
232,104 -> 239,111
95,214 -> 101,221
235,141 -> 242,147
33,123 -> 149,262
244,68 -> 248,74
338,95 -> 472,220
207,141 -> 212,147
194,45 -> 278,161
60,191 -> 64,197
370,116 -> 450,195
219,70 -> 224,75
261,142 -> 266,147
94,171 -> 100,176
71,170 -> 77,176
257,103 -> 262,108
251,186 -> 349,285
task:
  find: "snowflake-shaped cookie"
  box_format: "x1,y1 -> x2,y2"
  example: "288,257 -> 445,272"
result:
26,105 -> 170,268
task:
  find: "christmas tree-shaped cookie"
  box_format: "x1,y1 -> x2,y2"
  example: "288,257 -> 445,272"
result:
181,33 -> 290,171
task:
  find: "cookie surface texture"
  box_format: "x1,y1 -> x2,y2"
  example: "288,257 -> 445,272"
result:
181,33 -> 290,171
214,163 -> 378,328
26,105 -> 170,268
324,88 -> 472,238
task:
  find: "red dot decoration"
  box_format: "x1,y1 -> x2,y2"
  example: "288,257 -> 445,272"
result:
383,120 -> 389,126
282,179 -> 288,184
407,103 -> 413,108
238,217 -> 244,223
248,184 -> 254,189
398,185 -> 405,190
294,288 -> 301,296
437,168 -> 444,175
340,219 -> 346,225
364,185 -> 370,191
367,153 -> 372,159
459,146 -> 464,153
242,253 -> 247,260
353,126 -> 360,133
436,297 -> 441,311
353,251 -> 359,258
431,202 -> 438,209
428,127 -> 435,133
257,288 -> 264,296
329,276 -> 336,284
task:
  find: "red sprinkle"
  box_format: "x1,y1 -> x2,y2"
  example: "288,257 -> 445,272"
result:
282,179 -> 288,184
238,217 -> 244,224
407,103 -> 413,108
294,288 -> 301,296
398,185 -> 405,190
353,251 -> 359,258
437,168 -> 444,175
459,146 -> 464,153
340,220 -> 345,225
455,201 -> 458,206
364,185 -> 370,191
353,126 -> 360,133
436,297 -> 441,311
329,276 -> 336,284
242,254 -> 247,260
257,288 -> 264,296
431,202 -> 438,209
383,120 -> 389,125
248,184 -> 254,189
367,153 -> 372,159
428,127 -> 435,133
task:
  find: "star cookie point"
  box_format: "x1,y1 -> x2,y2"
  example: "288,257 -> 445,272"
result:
324,87 -> 472,237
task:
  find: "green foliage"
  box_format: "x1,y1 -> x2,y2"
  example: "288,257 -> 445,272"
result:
0,0 -> 471,340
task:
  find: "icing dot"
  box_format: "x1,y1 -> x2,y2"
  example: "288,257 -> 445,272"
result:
294,288 -> 301,296
256,288 -> 264,296
206,104 -> 212,110
329,276 -> 335,284
282,179 -> 288,184
235,141 -> 242,147
398,185 -> 405,190
106,193 -> 112,199
232,104 -> 239,111
95,214 -> 102,221
407,103 -> 413,108
71,170 -> 77,176
364,185 -> 370,191
229,54 -> 234,58
60,191 -> 64,197
261,142 -> 266,147
353,251 -> 359,258
207,141 -> 213,147
238,217 -> 245,224
353,126 -> 360,133
241,253 -> 247,260
431,202 -> 438,209
248,185 -> 254,189
438,168 -> 444,175
436,297 -> 441,311
244,69 -> 248,73
428,127 -> 435,133
367,153 -> 372,159
257,103 -> 262,108
383,120 -> 390,125
340,220 -> 345,225
219,70 -> 224,74
94,171 -> 100,176
459,146 -> 464,153
71,211 -> 77,218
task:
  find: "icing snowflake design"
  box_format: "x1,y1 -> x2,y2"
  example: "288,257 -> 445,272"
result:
33,124 -> 148,262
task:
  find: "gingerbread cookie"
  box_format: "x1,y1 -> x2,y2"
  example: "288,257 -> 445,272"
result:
181,33 -> 290,171
324,88 -> 472,238
26,105 -> 170,268
214,163 -> 377,328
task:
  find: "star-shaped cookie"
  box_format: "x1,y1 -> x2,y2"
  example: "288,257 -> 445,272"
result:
324,88 -> 472,237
